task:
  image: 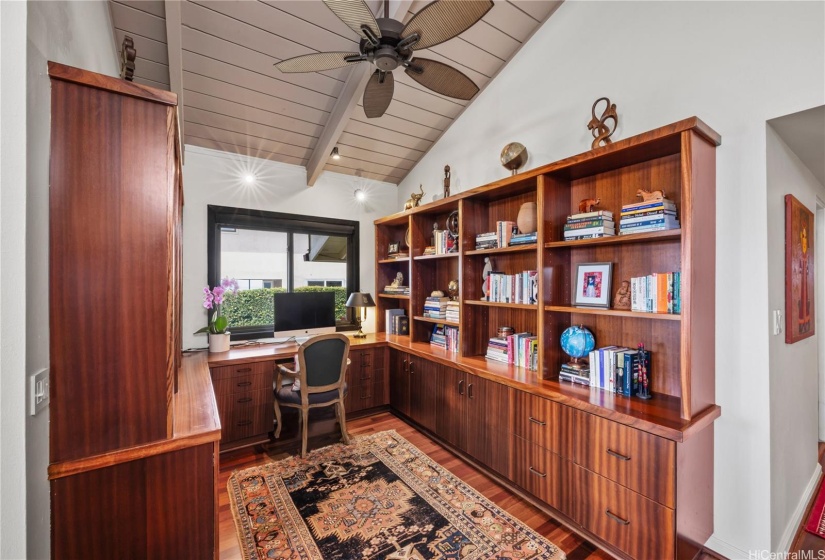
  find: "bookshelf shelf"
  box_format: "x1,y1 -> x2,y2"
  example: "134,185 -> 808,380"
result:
379,293 -> 409,300
545,305 -> 682,321
413,253 -> 459,261
545,229 -> 681,248
378,257 -> 409,264
464,300 -> 537,310
413,316 -> 460,327
465,244 -> 538,255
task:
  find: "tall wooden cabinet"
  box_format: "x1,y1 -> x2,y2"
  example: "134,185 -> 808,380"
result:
47,63 -> 218,559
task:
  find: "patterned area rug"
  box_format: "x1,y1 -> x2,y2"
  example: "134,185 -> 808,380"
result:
228,430 -> 566,560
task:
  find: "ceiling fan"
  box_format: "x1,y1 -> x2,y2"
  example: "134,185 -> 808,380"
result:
274,0 -> 493,118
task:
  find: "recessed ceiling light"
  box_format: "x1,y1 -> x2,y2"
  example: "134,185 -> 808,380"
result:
331,147 -> 341,160
354,189 -> 366,202
243,173 -> 256,185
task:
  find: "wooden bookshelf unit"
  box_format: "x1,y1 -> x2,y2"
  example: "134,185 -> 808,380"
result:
375,118 -> 720,560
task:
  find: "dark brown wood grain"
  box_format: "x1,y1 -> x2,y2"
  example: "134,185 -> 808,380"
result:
408,354 -> 438,432
509,436 -> 564,510
390,349 -> 411,417
48,60 -> 178,106
436,366 -> 466,450
465,376 -> 511,476
510,390 -> 563,454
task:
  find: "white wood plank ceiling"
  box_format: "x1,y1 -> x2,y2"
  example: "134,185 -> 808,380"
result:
109,0 -> 561,184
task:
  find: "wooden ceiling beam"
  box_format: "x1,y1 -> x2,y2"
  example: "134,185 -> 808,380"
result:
305,0 -> 414,186
164,0 -> 185,161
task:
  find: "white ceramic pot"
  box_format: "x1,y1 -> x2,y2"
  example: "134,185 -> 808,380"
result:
209,332 -> 231,353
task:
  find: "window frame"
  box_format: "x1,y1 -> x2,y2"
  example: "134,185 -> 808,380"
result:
207,205 -> 360,340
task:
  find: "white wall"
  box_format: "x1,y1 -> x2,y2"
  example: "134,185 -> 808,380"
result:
1,2 -> 29,558
397,1 -> 825,555
182,146 -> 399,350
25,2 -> 119,559
766,125 -> 825,549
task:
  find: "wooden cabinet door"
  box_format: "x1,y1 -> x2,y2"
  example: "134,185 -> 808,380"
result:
409,355 -> 437,432
436,366 -> 466,451
465,376 -> 510,476
389,350 -> 410,417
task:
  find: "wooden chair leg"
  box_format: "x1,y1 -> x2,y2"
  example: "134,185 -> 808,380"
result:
338,402 -> 350,445
274,401 -> 283,438
300,408 -> 309,458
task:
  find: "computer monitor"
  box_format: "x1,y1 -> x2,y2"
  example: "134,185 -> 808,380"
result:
273,292 -> 336,340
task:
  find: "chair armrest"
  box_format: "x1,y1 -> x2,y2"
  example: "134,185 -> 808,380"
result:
278,364 -> 299,379
347,358 -> 351,367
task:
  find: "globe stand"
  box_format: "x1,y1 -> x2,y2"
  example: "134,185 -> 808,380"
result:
565,357 -> 589,370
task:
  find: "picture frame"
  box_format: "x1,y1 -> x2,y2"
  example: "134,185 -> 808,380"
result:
388,242 -> 400,255
573,262 -> 613,309
785,194 -> 815,343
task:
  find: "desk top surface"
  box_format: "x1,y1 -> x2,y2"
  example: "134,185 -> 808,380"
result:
205,334 -> 387,367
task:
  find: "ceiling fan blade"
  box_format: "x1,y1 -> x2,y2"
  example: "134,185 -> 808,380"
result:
323,0 -> 382,42
404,58 -> 479,100
274,52 -> 362,73
401,0 -> 493,51
363,70 -> 394,118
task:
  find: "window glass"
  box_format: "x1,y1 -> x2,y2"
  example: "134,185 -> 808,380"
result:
293,233 -> 348,322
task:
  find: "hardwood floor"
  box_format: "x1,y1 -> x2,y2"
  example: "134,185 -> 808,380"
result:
217,411 -> 719,560
790,442 -> 825,555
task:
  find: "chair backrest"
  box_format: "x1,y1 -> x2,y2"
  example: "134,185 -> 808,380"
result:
296,333 -> 350,392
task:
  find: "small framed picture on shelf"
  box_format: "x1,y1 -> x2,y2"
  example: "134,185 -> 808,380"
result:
388,242 -> 400,255
573,262 -> 613,308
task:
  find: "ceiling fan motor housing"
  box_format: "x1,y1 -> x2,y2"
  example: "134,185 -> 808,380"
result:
361,18 -> 410,72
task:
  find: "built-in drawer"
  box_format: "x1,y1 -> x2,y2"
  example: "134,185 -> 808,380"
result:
577,414 -> 676,507
575,465 -> 675,560
348,376 -> 387,413
509,435 -> 564,512
212,372 -> 270,395
210,360 -> 274,380
510,390 -> 562,454
217,388 -> 273,443
352,349 -> 375,369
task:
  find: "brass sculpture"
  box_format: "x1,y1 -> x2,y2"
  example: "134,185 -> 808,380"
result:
404,185 -> 425,210
588,97 -> 618,150
500,143 -> 527,175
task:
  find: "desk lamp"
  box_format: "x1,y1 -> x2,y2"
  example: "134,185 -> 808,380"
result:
346,292 -> 376,338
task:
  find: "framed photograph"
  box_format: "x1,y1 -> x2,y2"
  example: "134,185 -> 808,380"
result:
785,194 -> 815,343
388,242 -> 400,255
574,262 -> 613,308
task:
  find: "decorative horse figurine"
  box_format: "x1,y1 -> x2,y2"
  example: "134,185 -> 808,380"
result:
636,188 -> 666,202
588,97 -> 618,150
404,185 -> 425,210
578,198 -> 601,213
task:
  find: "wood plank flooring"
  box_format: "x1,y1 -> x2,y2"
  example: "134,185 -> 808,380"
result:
217,411 -> 720,560
790,442 -> 825,555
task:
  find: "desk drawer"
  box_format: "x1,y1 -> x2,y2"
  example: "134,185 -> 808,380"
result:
510,436 -> 563,511
510,390 -> 562,454
578,414 -> 675,507
213,372 -> 270,395
352,349 -> 375,369
217,388 -> 273,443
575,465 -> 675,560
211,360 -> 274,380
348,376 -> 387,413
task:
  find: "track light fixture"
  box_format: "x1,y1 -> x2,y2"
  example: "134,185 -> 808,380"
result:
331,147 -> 341,160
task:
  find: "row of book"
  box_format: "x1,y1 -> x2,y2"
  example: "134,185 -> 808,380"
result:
423,296 -> 449,320
631,272 -> 681,314
423,230 -> 456,255
430,324 -> 459,353
384,309 -> 409,335
484,270 -> 538,305
564,210 -> 615,240
475,221 -> 521,249
559,346 -> 651,397
445,300 -> 459,323
619,198 -> 679,234
486,332 -> 538,370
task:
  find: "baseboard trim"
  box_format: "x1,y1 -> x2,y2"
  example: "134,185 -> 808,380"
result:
704,536 -> 749,560
778,462 -> 823,553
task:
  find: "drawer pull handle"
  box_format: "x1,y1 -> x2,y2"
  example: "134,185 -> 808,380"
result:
605,509 -> 630,526
236,420 -> 252,427
458,379 -> 464,395
607,449 -> 631,461
237,381 -> 253,387
410,362 -> 414,374
236,367 -> 252,373
402,359 -> 407,373
528,417 -> 546,426
237,397 -> 252,403
468,383 -> 474,399
360,376 -> 372,381
360,394 -> 372,400
529,467 -> 546,478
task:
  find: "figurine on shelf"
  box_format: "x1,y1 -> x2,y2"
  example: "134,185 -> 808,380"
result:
578,197 -> 601,213
404,185 -> 425,210
443,165 -> 451,198
446,210 -> 459,253
588,97 -> 618,150
481,257 -> 494,301
614,280 -> 632,310
636,343 -> 652,399
391,272 -> 404,288
448,279 -> 459,301
636,188 -> 666,202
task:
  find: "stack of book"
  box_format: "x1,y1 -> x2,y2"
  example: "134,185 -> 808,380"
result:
422,246 -> 436,255
586,346 -> 650,397
619,198 -> 679,234
563,210 -> 615,240
486,332 -> 538,370
630,272 -> 681,314
383,284 -> 409,296
445,301 -> 459,323
559,363 -> 590,386
432,230 -> 454,254
496,221 -> 517,247
485,270 -> 538,304
430,324 -> 459,353
387,251 -> 408,259
385,309 -> 408,335
510,231 -> 537,246
475,231 -> 497,250
423,296 -> 449,319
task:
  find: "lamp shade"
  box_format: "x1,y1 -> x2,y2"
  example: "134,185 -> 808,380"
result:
346,292 -> 376,308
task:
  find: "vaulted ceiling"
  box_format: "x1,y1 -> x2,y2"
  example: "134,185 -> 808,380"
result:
109,0 -> 561,184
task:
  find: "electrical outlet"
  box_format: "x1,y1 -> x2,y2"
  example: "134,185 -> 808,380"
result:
30,368 -> 49,416
773,310 -> 783,335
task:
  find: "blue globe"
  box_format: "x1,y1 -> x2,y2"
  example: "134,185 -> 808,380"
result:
560,325 -> 595,360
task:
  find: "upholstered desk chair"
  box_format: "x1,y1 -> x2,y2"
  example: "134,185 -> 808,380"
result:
274,333 -> 351,457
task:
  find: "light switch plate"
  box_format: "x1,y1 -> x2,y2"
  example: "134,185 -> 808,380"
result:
773,309 -> 783,335
30,368 -> 49,416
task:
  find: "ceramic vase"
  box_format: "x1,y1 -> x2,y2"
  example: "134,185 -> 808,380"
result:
209,332 -> 231,353
517,202 -> 537,234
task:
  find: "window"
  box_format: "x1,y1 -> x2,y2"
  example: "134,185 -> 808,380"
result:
208,206 -> 360,340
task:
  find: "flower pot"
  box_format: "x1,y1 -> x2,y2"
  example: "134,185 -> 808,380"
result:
517,202 -> 537,234
209,332 -> 231,353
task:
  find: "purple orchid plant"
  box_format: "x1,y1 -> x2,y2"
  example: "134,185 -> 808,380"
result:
194,277 -> 239,335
